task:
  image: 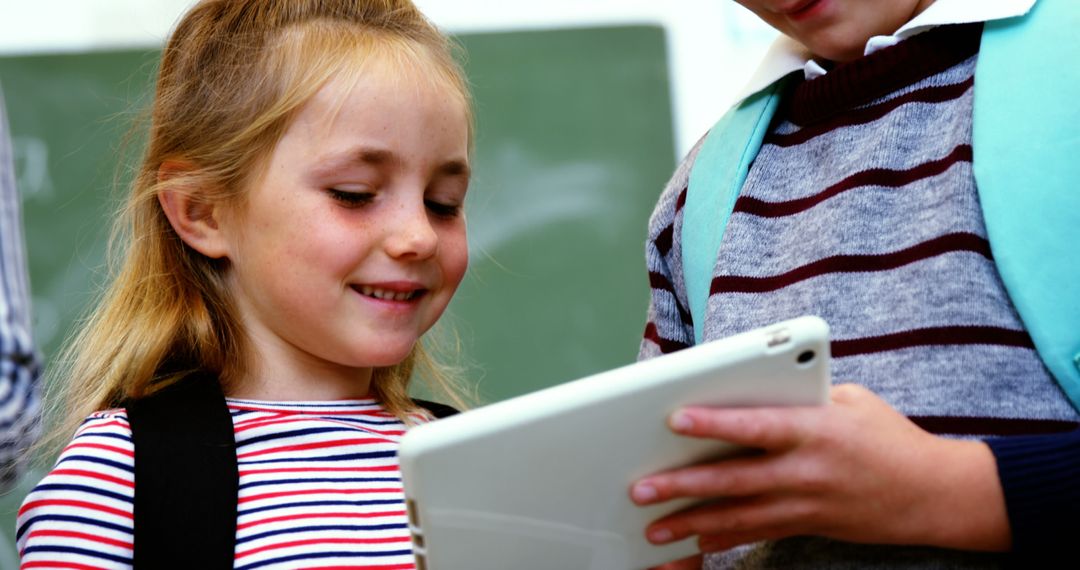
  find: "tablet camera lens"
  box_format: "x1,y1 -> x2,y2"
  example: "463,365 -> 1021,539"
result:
797,350 -> 816,364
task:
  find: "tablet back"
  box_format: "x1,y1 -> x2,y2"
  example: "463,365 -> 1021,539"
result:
399,316 -> 831,570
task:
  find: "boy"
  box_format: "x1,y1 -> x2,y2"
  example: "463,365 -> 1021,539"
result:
632,0 -> 1079,567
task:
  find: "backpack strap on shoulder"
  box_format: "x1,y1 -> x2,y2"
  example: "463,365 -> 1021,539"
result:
683,77 -> 791,344
412,398 -> 460,419
974,1 -> 1080,409
126,372 -> 238,569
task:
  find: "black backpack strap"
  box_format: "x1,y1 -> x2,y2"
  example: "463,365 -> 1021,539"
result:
411,398 -> 459,419
126,372 -> 238,569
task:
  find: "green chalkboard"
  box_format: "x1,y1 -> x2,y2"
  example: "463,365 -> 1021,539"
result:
0,25 -> 675,552
448,27 -> 675,401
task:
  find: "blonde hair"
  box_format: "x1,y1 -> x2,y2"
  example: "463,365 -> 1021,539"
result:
43,0 -> 473,453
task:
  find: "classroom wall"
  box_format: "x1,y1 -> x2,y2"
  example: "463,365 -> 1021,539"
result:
0,0 -> 778,156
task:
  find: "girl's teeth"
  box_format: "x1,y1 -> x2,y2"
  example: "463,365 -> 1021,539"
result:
358,286 -> 415,301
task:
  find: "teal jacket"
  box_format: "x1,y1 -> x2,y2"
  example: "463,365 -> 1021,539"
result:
683,0 -> 1080,409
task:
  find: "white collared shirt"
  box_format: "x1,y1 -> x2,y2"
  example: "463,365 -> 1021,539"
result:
733,0 -> 1036,104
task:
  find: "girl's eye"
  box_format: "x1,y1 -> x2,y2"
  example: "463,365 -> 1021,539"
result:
328,188 -> 374,207
425,200 -> 462,218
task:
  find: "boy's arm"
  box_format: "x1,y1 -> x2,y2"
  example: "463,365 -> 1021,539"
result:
638,140 -> 705,361
986,429 -> 1080,554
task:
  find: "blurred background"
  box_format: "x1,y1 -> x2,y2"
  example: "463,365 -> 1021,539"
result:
0,0 -> 776,561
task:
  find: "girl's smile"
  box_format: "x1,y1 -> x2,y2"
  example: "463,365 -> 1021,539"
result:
351,282 -> 428,303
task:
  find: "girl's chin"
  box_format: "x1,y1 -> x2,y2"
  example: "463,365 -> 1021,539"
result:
358,347 -> 419,369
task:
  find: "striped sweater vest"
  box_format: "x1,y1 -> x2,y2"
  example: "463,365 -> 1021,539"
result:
640,23 -> 1080,568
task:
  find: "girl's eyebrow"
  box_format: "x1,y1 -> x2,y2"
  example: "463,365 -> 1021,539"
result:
438,159 -> 471,179
312,147 -> 470,179
304,148 -> 395,184
312,147 -> 394,176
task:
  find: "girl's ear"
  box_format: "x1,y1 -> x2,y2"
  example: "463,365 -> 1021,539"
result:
157,160 -> 231,260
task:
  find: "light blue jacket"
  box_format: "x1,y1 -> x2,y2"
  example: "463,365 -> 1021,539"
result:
684,0 -> 1080,409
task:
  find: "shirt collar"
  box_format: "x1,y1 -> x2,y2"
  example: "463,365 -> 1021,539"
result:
731,0 -> 1036,103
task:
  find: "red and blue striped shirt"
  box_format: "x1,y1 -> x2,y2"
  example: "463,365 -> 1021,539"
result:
17,398 -> 429,569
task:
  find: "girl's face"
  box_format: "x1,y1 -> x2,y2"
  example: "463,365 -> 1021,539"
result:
734,0 -> 936,62
220,64 -> 470,399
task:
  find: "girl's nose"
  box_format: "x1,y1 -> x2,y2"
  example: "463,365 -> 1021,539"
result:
385,203 -> 438,260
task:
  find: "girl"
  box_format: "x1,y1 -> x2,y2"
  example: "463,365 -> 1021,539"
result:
17,1 -> 472,568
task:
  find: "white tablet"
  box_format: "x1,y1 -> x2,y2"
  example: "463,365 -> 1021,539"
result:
399,315 -> 831,570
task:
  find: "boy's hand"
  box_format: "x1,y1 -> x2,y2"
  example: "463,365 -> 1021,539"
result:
630,384 -> 1011,562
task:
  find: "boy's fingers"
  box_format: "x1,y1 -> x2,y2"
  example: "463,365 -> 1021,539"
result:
698,527 -> 792,553
630,455 -> 781,505
668,406 -> 814,450
644,497 -> 802,547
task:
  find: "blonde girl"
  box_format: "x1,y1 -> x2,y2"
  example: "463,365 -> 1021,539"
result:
17,1 -> 472,568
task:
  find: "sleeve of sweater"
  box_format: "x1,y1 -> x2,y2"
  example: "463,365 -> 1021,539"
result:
0,88 -> 42,493
16,411 -> 135,569
985,428 -> 1080,555
0,353 -> 39,491
638,139 -> 706,361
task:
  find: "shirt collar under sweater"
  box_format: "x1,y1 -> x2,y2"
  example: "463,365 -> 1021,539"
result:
731,0 -> 1035,105
786,21 -> 983,125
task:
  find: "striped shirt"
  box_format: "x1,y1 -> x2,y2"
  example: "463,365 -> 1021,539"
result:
17,399 -> 429,569
1,84 -> 42,492
641,23 -> 1079,568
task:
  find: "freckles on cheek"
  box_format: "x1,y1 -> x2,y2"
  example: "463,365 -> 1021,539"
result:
313,227 -> 372,278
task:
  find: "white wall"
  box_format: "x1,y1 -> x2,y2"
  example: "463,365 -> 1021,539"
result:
0,0 -> 777,157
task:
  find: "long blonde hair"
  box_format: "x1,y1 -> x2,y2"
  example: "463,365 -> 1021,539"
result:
44,0 -> 473,452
